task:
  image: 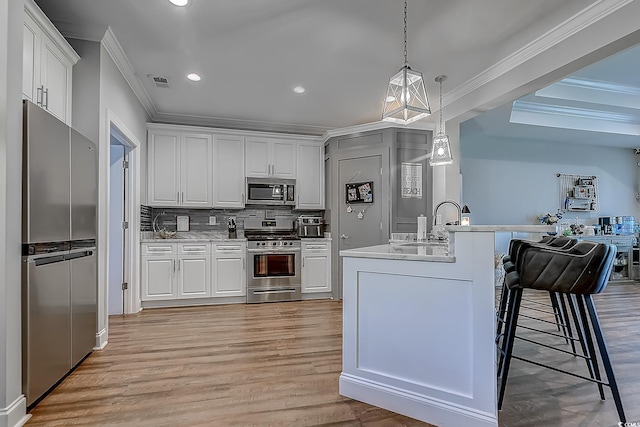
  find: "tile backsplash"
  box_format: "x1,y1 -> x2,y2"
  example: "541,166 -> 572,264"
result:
140,205 -> 153,232
143,205 -> 324,232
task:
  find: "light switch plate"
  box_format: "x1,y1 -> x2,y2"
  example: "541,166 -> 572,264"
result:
209,216 -> 217,225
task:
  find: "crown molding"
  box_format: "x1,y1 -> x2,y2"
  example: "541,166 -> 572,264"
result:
511,100 -> 640,135
321,120 -> 434,143
445,0 -> 634,111
536,77 -> 640,109
152,112 -> 329,137
557,77 -> 640,95
24,0 -> 79,64
147,122 -> 322,142
101,27 -> 156,119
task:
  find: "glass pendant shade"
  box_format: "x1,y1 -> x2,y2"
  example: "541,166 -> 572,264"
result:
382,65 -> 431,124
430,133 -> 453,166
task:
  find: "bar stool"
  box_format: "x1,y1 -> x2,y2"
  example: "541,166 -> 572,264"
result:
497,236 -> 577,346
497,241 -> 625,423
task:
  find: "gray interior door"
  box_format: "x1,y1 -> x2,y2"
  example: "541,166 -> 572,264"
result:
337,155 -> 384,298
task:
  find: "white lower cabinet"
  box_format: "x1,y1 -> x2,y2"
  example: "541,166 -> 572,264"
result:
142,243 -> 211,301
212,242 -> 246,297
301,240 -> 332,293
142,243 -> 178,300
177,243 -> 210,298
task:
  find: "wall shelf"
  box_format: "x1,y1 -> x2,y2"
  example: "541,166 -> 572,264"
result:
557,173 -> 599,212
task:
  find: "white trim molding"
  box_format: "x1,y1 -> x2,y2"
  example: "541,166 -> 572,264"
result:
24,0 -> 80,65
101,28 -> 156,119
321,120 -> 434,144
95,328 -> 108,350
105,109 -> 143,318
536,77 -> 640,110
0,396 -> 30,427
510,100 -> 640,135
340,375 -> 497,427
446,0 -> 634,110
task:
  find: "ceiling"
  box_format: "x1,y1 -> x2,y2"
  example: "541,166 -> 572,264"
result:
34,0 -> 640,142
462,42 -> 640,149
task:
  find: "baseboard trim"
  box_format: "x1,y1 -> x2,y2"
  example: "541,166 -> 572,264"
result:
0,395 -> 30,427
339,374 -> 497,427
94,328 -> 108,350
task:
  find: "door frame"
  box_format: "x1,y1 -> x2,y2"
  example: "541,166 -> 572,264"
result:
104,109 -> 141,321
108,143 -> 126,315
330,146 -> 390,299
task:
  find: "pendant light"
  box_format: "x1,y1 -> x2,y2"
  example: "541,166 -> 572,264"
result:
429,75 -> 453,166
382,0 -> 430,124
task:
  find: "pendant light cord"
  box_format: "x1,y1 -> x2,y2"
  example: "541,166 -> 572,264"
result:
403,0 -> 408,66
439,78 -> 444,134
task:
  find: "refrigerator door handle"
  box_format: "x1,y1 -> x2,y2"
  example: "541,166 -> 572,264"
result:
34,255 -> 66,266
65,251 -> 93,261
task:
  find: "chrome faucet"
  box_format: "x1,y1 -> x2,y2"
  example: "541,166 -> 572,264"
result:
433,200 -> 462,226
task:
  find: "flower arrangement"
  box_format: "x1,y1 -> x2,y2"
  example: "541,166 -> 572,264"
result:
537,210 -> 562,225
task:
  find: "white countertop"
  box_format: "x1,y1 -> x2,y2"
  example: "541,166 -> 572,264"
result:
340,242 -> 454,262
141,231 -> 246,243
340,225 -> 555,262
444,224 -> 556,232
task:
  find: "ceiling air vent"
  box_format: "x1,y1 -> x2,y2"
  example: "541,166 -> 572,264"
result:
149,75 -> 170,89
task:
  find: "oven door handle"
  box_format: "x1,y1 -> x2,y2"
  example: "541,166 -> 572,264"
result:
247,248 -> 301,253
251,289 -> 298,294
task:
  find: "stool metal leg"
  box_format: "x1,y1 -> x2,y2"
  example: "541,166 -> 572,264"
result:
574,294 -> 606,400
583,294 -> 626,424
565,293 -> 604,399
496,281 -> 509,338
549,291 -> 563,333
498,287 -> 522,410
554,292 -> 576,352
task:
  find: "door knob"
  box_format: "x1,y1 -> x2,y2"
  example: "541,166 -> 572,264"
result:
340,234 -> 350,239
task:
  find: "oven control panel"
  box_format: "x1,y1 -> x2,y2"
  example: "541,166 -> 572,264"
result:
247,240 -> 301,249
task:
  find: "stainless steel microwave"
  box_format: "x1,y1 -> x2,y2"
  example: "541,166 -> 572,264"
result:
246,178 -> 296,206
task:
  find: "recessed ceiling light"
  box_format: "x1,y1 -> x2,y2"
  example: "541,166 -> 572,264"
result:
187,73 -> 201,82
293,86 -> 305,94
169,0 -> 189,6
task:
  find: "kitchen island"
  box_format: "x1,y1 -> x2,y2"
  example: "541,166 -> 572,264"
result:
339,225 -> 554,427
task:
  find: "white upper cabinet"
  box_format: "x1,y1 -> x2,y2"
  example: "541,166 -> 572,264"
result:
148,131 -> 180,206
180,133 -> 213,207
23,0 -> 79,125
213,135 -> 245,209
296,142 -> 325,210
147,129 -> 213,207
147,124 -> 323,209
245,137 -> 296,179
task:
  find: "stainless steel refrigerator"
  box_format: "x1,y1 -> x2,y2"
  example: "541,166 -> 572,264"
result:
22,100 -> 97,408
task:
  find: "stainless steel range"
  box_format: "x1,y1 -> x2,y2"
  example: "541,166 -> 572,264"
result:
244,217 -> 301,303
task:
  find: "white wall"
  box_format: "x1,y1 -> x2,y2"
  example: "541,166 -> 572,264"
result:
0,0 -> 28,425
68,38 -> 100,143
460,135 -> 640,226
97,41 -> 148,341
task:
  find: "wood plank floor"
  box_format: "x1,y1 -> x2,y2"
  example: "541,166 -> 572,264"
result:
26,283 -> 640,427
26,300 -> 429,427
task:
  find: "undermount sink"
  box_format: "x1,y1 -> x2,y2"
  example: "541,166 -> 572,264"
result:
397,241 -> 448,247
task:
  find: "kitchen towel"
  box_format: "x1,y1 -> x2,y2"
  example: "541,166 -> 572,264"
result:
417,215 -> 428,241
